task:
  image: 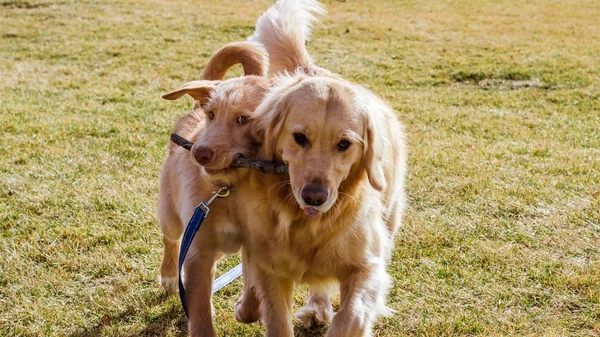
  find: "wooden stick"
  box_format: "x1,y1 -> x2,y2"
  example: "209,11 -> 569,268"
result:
170,133 -> 194,150
170,133 -> 289,175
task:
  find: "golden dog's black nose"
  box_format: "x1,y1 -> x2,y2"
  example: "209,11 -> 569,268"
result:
301,184 -> 328,206
194,146 -> 214,165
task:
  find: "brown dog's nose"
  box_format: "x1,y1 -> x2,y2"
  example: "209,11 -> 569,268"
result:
301,184 -> 328,206
193,146 -> 214,165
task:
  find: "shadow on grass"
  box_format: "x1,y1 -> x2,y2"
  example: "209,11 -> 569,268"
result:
69,292 -> 188,337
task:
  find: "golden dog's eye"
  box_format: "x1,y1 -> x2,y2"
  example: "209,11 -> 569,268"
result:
237,115 -> 249,124
207,111 -> 215,120
293,133 -> 308,147
337,139 -> 351,152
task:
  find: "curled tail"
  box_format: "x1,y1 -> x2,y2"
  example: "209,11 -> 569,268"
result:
200,41 -> 269,80
249,0 -> 326,75
164,41 -> 268,141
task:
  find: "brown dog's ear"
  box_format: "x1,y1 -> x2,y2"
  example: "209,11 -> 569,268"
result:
161,80 -> 220,103
364,106 -> 387,192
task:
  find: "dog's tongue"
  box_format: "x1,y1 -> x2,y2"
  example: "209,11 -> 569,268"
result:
302,207 -> 320,217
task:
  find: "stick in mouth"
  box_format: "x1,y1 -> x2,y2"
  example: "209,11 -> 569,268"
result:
170,133 -> 289,175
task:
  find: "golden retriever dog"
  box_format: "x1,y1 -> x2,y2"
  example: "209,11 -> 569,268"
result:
235,75 -> 407,337
158,41 -> 271,336
228,1 -> 408,336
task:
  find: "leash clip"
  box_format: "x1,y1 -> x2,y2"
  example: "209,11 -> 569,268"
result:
198,186 -> 230,216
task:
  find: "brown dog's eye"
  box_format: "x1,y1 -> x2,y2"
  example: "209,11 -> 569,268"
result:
337,139 -> 351,152
207,111 -> 215,120
293,133 -> 308,147
237,115 -> 249,124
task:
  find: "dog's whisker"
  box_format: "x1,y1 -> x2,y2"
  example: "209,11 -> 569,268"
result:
338,191 -> 359,205
283,192 -> 296,207
268,180 -> 290,195
274,180 -> 292,196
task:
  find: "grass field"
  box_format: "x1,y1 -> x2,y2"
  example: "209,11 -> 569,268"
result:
1,0 -> 599,336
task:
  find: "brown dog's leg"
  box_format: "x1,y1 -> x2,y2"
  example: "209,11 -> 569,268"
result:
235,248 -> 261,323
159,199 -> 183,292
160,235 -> 181,292
185,250 -> 219,337
295,286 -> 333,328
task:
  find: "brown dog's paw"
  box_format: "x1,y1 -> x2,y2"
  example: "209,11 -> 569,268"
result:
159,276 -> 178,293
234,299 -> 261,323
294,304 -> 333,328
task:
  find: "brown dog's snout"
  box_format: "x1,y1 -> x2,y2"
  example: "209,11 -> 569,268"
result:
194,146 -> 214,165
301,184 -> 329,206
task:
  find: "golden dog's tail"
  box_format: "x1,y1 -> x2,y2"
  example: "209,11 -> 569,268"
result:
200,41 -> 269,80
249,0 -> 326,75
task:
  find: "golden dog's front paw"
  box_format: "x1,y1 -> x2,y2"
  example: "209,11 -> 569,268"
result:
294,304 -> 333,328
234,299 -> 261,324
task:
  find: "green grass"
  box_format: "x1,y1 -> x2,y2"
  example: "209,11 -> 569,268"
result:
1,0 -> 599,336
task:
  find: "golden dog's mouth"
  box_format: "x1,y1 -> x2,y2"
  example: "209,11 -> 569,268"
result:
302,207 -> 321,217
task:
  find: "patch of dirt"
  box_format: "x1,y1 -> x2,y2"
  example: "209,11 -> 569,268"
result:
1,1 -> 48,8
451,70 -> 548,90
478,78 -> 548,90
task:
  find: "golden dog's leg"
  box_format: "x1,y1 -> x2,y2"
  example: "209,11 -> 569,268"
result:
235,249 -> 261,323
326,266 -> 390,337
295,286 -> 333,328
256,271 -> 294,337
185,251 -> 219,337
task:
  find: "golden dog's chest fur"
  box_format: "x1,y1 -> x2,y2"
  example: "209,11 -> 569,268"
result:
236,166 -> 391,284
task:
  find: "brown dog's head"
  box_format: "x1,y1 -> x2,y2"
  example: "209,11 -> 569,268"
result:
255,76 -> 387,217
162,42 -> 271,186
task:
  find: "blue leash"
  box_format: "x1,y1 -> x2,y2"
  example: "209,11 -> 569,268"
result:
178,186 -> 242,317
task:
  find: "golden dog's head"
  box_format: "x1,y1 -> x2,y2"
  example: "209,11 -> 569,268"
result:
162,42 -> 271,186
256,76 -> 387,217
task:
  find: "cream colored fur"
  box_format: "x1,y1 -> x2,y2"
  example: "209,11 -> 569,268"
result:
248,0 -> 325,75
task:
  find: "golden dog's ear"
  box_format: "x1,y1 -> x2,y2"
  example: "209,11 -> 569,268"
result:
364,109 -> 387,192
161,80 -> 220,103
255,93 -> 291,159
255,74 -> 306,159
